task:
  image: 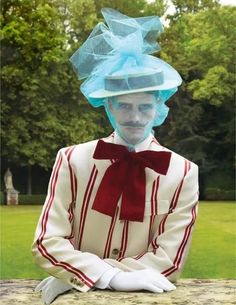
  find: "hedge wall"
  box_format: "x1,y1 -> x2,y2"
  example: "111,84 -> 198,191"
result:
204,188 -> 235,201
18,194 -> 46,205
0,193 -> 46,205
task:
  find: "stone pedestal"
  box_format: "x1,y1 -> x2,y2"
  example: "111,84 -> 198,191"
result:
6,189 -> 19,205
0,279 -> 235,305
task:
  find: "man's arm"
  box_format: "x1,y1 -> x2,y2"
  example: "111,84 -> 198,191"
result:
32,147 -> 118,292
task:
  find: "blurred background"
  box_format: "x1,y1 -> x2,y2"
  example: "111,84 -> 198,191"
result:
1,0 -> 236,201
0,0 -> 235,280
1,0 -> 235,201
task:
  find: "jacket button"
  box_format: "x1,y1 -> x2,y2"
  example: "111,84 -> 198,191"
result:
112,248 -> 119,255
77,281 -> 84,287
70,277 -> 85,288
70,277 -> 77,284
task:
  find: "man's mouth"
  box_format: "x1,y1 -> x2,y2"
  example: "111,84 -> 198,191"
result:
121,122 -> 146,128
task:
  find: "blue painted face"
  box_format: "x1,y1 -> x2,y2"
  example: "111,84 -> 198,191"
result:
108,92 -> 157,145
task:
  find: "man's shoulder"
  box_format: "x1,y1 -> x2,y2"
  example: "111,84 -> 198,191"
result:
60,139 -> 99,156
60,134 -> 114,159
154,141 -> 198,169
169,148 -> 197,167
57,139 -> 99,169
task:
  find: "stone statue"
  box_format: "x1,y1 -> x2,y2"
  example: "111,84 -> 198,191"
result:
4,168 -> 19,205
4,168 -> 15,191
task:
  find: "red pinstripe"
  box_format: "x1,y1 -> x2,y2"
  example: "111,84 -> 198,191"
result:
170,160 -> 190,211
153,159 -> 194,273
148,215 -> 156,247
148,177 -> 159,246
38,242 -> 94,287
68,202 -> 75,223
38,154 -> 62,243
151,238 -> 159,255
134,251 -> 146,260
136,177 -> 159,259
153,177 -> 159,215
162,204 -> 197,277
103,207 -> 119,258
117,221 -> 129,261
65,147 -> 76,201
78,165 -> 98,250
37,150 -> 94,288
172,204 -> 197,268
65,146 -> 77,223
158,160 -> 190,236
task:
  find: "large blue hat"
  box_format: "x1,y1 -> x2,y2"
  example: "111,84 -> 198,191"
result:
70,8 -> 182,110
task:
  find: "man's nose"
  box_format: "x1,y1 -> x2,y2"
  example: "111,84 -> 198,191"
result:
130,108 -> 141,122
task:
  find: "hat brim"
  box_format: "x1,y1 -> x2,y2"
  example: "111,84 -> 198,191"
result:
89,80 -> 180,99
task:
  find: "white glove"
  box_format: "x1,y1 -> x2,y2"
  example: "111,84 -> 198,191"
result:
35,276 -> 72,305
110,269 -> 176,293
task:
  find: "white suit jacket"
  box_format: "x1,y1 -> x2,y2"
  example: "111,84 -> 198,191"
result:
32,133 -> 199,292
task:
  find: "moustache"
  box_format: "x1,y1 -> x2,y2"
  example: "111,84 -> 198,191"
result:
120,122 -> 147,128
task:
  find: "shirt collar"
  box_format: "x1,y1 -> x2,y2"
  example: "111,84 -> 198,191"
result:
113,131 -> 154,152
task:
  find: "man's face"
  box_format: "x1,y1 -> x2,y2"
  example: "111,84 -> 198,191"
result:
108,92 -> 157,145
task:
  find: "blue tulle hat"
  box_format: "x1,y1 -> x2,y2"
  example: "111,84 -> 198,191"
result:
70,8 -> 182,126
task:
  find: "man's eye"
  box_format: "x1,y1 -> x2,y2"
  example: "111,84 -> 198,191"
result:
139,104 -> 154,112
118,103 -> 132,110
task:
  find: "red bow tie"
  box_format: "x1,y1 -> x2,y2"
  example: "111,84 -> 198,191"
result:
92,140 -> 171,222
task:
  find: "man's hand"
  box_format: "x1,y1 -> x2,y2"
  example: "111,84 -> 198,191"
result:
35,276 -> 72,305
110,269 -> 176,293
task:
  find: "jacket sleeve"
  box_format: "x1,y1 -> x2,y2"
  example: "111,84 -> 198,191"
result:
32,148 -> 114,292
104,160 -> 199,282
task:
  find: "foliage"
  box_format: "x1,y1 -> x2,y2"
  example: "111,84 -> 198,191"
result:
1,0 -> 108,169
158,4 -> 235,180
18,194 -> 46,205
204,188 -> 235,201
0,192 -> 4,205
1,0 -> 167,170
94,0 -> 166,17
1,0 -> 235,196
170,0 -> 220,18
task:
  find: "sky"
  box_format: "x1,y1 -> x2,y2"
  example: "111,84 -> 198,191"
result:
161,0 -> 235,7
153,0 -> 235,15
219,0 -> 235,4
158,0 -> 235,24
166,0 -> 236,12
165,0 -> 235,13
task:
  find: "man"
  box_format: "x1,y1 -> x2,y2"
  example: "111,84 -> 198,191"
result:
33,8 -> 199,304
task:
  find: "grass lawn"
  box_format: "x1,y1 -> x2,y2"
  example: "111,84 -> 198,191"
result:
0,202 -> 235,279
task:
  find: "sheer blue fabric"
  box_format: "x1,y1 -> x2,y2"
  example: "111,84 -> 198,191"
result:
70,8 -> 182,128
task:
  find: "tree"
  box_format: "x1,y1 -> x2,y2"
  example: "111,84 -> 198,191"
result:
157,4 -> 235,196
169,0 -> 220,19
1,0 -> 106,168
2,0 -> 234,197
1,0 -> 108,193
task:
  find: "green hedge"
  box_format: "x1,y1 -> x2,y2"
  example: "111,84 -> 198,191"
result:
18,194 -> 46,205
2,190 -> 235,204
0,193 -> 46,205
204,188 -> 235,201
0,191 -> 4,205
